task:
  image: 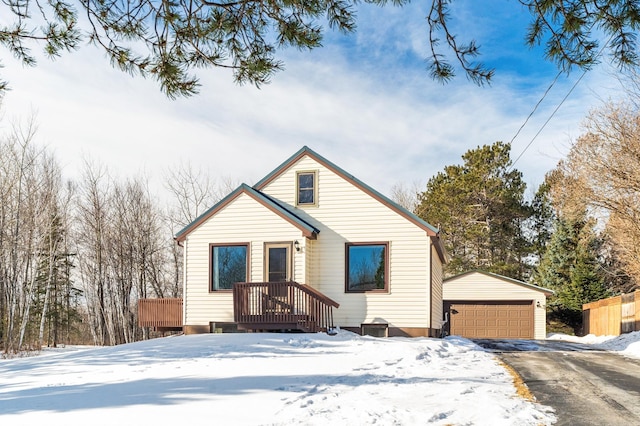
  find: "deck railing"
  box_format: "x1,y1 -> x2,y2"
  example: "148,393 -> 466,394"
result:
138,298 -> 183,330
233,282 -> 340,333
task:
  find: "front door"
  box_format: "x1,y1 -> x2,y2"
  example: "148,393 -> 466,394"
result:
265,243 -> 292,282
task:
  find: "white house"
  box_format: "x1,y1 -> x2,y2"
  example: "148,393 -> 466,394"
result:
174,146 -> 447,337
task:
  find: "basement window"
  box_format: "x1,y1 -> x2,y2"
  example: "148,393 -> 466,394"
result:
361,323 -> 389,338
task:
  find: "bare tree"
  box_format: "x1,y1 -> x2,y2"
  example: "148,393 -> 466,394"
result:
76,163 -> 182,345
162,163 -> 239,305
2,121 -> 43,351
390,181 -> 422,212
0,116 -> 251,350
75,159 -> 111,345
163,162 -> 235,229
0,117 -> 80,352
553,101 -> 640,291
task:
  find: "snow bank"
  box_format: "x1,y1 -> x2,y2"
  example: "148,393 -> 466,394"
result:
548,331 -> 640,359
0,330 -> 555,425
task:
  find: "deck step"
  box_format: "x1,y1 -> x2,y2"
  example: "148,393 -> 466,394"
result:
236,320 -> 317,333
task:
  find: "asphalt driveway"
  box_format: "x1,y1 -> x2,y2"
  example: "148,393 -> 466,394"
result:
474,339 -> 640,425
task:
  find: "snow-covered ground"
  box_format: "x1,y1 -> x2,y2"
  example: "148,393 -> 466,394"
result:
548,330 -> 640,359
0,330 -> 556,425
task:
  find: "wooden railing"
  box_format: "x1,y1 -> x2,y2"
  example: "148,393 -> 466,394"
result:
233,282 -> 340,333
138,298 -> 183,331
583,290 -> 640,336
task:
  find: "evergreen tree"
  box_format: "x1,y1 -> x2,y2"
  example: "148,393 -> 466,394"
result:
2,0 -> 640,96
533,218 -> 576,293
417,141 -> 530,279
34,212 -> 79,347
565,242 -> 608,311
527,177 -> 555,263
534,215 -> 609,328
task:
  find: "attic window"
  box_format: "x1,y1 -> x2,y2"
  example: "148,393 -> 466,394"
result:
296,171 -> 317,206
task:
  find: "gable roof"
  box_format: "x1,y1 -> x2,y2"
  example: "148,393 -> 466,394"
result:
175,146 -> 447,264
444,270 -> 554,295
254,146 -> 448,263
255,146 -> 441,236
175,183 -> 320,243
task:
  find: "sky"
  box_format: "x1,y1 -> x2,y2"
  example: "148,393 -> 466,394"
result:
0,0 -> 628,201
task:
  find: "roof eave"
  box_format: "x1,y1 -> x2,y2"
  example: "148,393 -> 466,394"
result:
174,183 -> 320,243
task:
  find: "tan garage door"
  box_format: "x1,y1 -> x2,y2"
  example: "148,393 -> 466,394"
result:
447,301 -> 534,339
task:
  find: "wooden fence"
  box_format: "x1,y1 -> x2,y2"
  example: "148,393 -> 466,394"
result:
582,290 -> 640,336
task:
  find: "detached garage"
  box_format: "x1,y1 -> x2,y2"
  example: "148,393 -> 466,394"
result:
443,271 -> 553,340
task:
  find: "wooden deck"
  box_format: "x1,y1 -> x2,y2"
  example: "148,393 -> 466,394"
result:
233,282 -> 340,333
138,282 -> 339,334
138,298 -> 183,331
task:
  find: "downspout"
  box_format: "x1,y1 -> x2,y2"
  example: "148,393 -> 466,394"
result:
181,238 -> 187,332
429,236 -> 433,335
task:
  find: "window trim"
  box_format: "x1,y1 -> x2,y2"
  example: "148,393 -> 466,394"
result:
209,243 -> 250,292
296,170 -> 318,207
344,242 -> 389,293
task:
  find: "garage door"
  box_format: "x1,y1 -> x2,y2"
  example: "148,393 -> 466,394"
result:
446,301 -> 534,339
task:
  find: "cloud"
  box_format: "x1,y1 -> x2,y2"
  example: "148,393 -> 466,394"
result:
0,2 -> 626,202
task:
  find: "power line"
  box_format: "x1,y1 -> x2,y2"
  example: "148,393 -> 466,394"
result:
510,69 -> 588,169
508,71 -> 562,148
509,36 -> 611,171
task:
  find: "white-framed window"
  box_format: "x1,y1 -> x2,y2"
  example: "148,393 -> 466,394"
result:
296,171 -> 317,206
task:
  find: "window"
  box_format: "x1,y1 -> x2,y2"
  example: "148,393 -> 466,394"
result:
296,171 -> 317,206
210,244 -> 248,291
345,243 -> 388,292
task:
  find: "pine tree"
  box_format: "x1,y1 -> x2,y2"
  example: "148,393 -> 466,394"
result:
3,0 -> 640,96
527,177 -> 555,263
34,212 -> 79,347
534,215 -> 609,329
417,141 -> 530,279
534,218 -> 576,293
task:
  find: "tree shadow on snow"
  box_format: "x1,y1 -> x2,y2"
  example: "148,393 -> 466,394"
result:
0,373 -> 451,415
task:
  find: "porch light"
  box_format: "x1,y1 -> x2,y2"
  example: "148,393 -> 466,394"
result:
294,240 -> 301,252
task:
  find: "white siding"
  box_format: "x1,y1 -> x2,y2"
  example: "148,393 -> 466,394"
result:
183,192 -> 307,326
443,272 -> 550,339
261,156 -> 433,329
430,245 -> 443,331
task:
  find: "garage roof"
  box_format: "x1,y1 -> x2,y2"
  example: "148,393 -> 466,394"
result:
444,270 -> 554,295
